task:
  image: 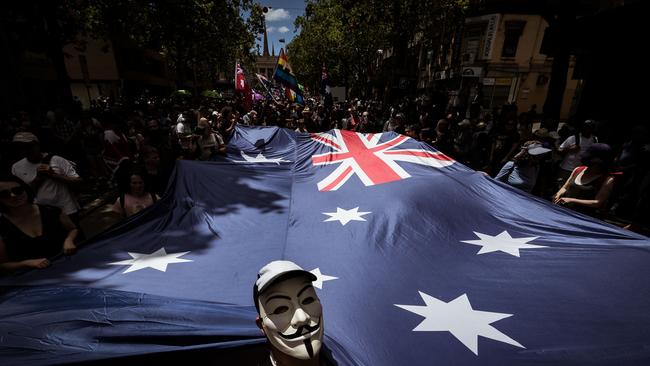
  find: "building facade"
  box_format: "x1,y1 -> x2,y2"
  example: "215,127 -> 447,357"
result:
255,28 -> 277,79
454,13 -> 579,120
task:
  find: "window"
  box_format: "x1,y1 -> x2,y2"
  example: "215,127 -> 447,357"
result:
501,21 -> 526,58
463,23 -> 486,63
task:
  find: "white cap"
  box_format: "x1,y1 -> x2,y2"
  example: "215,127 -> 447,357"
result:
527,143 -> 552,156
255,260 -> 316,294
12,132 -> 39,143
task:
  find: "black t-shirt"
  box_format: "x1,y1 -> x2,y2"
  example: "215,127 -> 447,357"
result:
0,205 -> 68,261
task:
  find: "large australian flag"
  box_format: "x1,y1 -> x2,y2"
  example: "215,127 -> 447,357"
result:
2,126 -> 650,365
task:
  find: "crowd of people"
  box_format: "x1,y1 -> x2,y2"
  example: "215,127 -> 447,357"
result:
1,93 -> 648,273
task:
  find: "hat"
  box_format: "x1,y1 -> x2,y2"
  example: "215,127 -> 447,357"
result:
583,119 -> 595,126
12,132 -> 39,143
302,107 -> 312,114
475,121 -> 487,130
526,142 -> 551,156
255,260 -> 317,294
253,261 -> 317,310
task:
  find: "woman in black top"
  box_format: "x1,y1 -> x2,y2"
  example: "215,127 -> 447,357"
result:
0,175 -> 78,273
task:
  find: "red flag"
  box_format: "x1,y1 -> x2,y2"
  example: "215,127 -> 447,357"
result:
235,62 -> 246,91
243,84 -> 253,112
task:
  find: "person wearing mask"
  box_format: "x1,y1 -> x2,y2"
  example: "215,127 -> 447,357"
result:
0,175 -> 78,273
253,260 -> 334,366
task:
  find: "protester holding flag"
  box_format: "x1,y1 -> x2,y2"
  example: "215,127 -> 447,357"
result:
253,260 -> 334,366
0,174 -> 78,273
112,170 -> 159,218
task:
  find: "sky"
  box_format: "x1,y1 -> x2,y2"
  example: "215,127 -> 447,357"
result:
254,1 -> 305,56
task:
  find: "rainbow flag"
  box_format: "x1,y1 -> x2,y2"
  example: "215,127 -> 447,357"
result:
274,48 -> 304,104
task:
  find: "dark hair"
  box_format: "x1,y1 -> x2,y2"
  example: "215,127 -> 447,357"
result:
406,124 -> 421,134
580,143 -> 613,168
0,174 -> 34,212
117,167 -> 149,195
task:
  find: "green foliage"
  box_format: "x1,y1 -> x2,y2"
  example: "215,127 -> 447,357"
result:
2,1 -> 265,83
287,0 -> 472,96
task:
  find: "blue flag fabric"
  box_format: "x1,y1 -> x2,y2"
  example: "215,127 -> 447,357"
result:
2,126 -> 650,365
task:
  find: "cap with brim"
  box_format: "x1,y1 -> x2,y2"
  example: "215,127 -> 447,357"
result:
527,143 -> 551,155
255,260 -> 316,295
12,132 -> 39,143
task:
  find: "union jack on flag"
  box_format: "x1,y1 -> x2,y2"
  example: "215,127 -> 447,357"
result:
310,129 -> 455,191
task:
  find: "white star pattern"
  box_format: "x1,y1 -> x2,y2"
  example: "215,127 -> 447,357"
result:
237,151 -> 291,165
322,207 -> 371,226
395,292 -> 525,355
461,230 -> 546,257
309,268 -> 338,289
109,247 -> 193,274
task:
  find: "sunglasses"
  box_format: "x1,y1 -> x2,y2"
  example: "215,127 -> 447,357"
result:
0,186 -> 26,199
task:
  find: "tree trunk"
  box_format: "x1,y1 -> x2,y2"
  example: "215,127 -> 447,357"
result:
542,8 -> 575,129
41,2 -> 73,107
40,1 -> 72,107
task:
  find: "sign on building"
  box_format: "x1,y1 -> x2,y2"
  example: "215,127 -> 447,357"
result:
465,14 -> 501,61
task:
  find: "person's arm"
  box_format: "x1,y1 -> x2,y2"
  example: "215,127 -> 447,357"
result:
501,142 -> 521,164
488,140 -> 497,164
558,136 -> 577,153
59,212 -> 78,255
215,133 -> 227,155
556,176 -> 615,209
224,118 -> 237,135
0,238 -> 50,273
495,161 -> 514,182
38,157 -> 82,185
553,167 -> 579,202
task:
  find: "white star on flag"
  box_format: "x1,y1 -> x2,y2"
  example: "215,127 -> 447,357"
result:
395,292 -> 525,355
309,268 -> 338,289
237,151 -> 291,165
109,247 -> 193,274
461,230 -> 546,257
323,207 -> 370,226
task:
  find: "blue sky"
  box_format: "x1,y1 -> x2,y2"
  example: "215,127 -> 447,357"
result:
254,1 -> 305,55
